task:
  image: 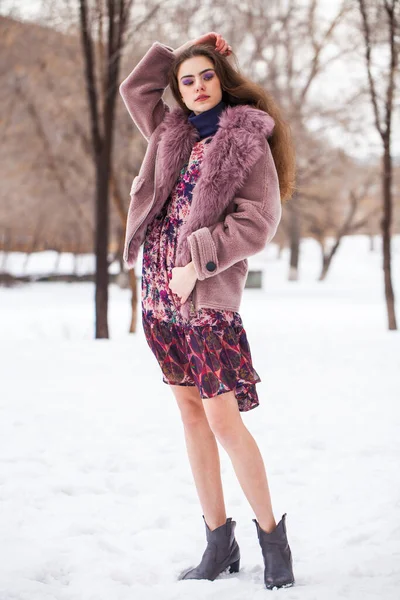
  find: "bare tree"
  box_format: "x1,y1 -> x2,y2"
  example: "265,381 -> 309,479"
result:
357,0 -> 399,330
303,184 -> 380,280
295,141 -> 382,280
79,0 -> 132,338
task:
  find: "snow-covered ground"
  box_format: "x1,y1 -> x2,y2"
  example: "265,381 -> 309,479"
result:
1,235 -> 399,600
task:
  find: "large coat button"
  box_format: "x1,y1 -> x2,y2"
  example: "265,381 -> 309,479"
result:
206,261 -> 216,272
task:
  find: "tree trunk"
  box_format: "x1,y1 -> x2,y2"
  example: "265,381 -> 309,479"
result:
95,146 -> 110,338
382,141 -> 397,330
369,233 -> 375,251
357,0 -> 398,331
79,0 -> 128,338
288,195 -> 300,281
128,269 -> 138,333
54,251 -> 61,274
319,238 -> 340,281
318,239 -> 329,281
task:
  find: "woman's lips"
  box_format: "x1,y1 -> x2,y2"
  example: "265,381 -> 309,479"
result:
195,96 -> 210,101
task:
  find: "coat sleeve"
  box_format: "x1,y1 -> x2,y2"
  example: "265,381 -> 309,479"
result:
119,41 -> 176,142
187,141 -> 282,280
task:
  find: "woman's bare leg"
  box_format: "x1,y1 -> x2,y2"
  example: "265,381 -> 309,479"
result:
170,384 -> 227,531
202,390 -> 277,533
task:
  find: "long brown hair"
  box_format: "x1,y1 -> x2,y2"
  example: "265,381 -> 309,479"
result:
168,44 -> 296,203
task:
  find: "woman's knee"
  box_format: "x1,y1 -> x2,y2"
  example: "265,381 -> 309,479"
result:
203,391 -> 242,442
170,385 -> 208,427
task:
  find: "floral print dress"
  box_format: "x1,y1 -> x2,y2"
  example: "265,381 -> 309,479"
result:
141,135 -> 261,411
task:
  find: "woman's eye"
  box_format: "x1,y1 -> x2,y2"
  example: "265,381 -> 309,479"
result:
182,72 -> 214,86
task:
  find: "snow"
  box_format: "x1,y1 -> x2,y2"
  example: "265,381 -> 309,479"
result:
1,235 -> 399,599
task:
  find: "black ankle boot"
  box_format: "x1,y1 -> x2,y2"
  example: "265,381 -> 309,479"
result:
253,513 -> 295,589
178,516 -> 240,581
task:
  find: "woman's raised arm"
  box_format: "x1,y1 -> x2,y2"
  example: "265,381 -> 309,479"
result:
119,42 -> 177,142
119,34 -> 231,142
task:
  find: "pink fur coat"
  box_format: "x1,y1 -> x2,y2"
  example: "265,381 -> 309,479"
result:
119,41 -> 282,314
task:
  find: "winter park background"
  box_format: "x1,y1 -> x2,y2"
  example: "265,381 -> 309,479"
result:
1,236 -> 399,600
1,0 -> 400,599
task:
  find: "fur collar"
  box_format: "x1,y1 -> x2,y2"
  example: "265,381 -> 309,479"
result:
156,103 -> 275,267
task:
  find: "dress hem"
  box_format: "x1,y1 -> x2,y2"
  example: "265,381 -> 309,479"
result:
162,375 -> 261,412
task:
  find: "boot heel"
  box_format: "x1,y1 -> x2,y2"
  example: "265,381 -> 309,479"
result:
229,558 -> 240,573
179,516 -> 240,581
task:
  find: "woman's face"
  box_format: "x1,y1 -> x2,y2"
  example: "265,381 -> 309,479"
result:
177,56 -> 222,115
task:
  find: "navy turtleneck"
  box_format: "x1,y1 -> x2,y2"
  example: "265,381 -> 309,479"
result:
188,100 -> 226,140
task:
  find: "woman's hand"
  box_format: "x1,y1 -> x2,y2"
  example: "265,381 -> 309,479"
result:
168,262 -> 198,304
175,32 -> 232,57
193,32 -> 232,56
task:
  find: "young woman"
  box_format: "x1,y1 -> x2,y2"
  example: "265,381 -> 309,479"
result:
119,31 -> 296,590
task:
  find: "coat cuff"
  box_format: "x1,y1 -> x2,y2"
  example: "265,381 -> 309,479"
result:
188,227 -> 219,280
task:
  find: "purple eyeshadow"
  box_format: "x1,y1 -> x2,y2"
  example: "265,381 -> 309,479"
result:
181,71 -> 214,85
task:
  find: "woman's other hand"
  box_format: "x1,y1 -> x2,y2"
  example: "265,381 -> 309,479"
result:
193,32 -> 232,55
168,262 -> 198,305
175,32 -> 232,57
